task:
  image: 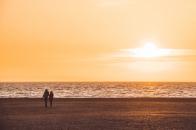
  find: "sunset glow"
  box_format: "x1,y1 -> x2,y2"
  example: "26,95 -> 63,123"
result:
0,0 -> 196,82
131,42 -> 171,58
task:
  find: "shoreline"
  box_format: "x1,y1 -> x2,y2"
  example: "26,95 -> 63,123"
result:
1,97 -> 196,101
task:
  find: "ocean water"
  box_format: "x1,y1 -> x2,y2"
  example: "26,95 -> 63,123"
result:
0,82 -> 196,98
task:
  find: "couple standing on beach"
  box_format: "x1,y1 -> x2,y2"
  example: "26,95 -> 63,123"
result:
43,89 -> 54,108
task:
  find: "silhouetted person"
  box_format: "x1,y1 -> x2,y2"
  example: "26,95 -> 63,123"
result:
49,91 -> 54,107
43,89 -> 49,108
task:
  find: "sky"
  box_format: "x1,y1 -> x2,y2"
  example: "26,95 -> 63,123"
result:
0,0 -> 196,82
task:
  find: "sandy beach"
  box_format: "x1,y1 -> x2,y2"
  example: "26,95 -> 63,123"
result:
1,98 -> 196,130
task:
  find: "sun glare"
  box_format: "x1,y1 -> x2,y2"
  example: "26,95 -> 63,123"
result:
143,43 -> 157,50
132,42 -> 171,58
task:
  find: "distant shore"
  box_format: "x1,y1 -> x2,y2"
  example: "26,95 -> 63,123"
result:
1,98 -> 196,130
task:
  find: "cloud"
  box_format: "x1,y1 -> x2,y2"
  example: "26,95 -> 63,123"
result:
101,48 -> 196,63
121,48 -> 196,57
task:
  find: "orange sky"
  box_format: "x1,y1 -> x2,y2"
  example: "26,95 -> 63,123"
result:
0,0 -> 196,82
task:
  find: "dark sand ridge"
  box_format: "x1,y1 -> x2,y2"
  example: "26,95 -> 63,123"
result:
1,98 -> 196,130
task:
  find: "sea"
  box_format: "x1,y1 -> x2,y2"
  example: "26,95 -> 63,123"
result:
0,82 -> 196,98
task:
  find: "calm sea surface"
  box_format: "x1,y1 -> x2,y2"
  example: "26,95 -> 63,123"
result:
0,82 -> 196,98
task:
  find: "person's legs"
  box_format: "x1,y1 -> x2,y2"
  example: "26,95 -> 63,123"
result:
44,99 -> 47,108
50,99 -> 52,107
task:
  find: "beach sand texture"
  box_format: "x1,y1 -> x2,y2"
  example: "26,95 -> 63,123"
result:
1,98 -> 196,130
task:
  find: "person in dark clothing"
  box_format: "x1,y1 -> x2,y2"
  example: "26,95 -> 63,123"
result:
49,91 -> 54,107
43,89 -> 49,108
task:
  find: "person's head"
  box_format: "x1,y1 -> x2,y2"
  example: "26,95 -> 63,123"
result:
50,91 -> 53,94
45,89 -> 48,92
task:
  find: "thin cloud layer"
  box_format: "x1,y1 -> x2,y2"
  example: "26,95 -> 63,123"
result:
106,48 -> 196,62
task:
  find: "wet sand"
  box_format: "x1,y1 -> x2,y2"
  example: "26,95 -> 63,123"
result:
1,98 -> 196,130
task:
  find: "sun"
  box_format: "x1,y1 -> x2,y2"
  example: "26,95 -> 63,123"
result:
132,42 -> 165,58
122,42 -> 172,58
143,42 -> 157,50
